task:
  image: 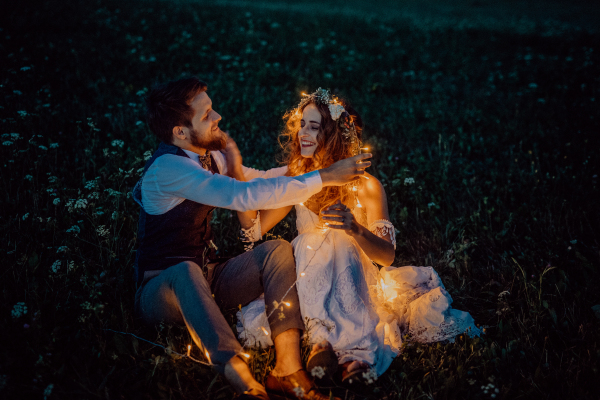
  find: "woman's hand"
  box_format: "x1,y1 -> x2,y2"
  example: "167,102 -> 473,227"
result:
222,133 -> 244,180
321,200 -> 362,236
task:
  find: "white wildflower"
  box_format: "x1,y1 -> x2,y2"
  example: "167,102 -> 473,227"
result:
111,139 -> 124,148
2,141 -> 13,146
13,90 -> 23,95
43,383 -> 54,400
111,211 -> 118,220
68,261 -> 77,271
428,202 -> 436,208
22,213 -> 29,220
66,225 -> 80,234
25,175 -> 33,181
362,368 -> 378,384
17,111 -> 28,117
57,246 -> 68,253
104,188 -> 121,197
48,176 -> 58,183
96,225 -> 110,237
404,177 -> 415,185
292,386 -> 305,398
39,145 -> 48,151
143,150 -> 152,160
310,366 -> 325,379
20,66 -> 31,71
49,143 -> 59,149
51,260 -> 61,273
11,302 -> 27,318
88,192 -> 99,200
10,133 -> 22,140
53,198 -> 60,205
81,301 -> 93,310
136,120 -> 143,126
75,198 -> 88,209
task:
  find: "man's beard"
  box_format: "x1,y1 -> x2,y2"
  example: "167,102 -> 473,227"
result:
189,127 -> 227,151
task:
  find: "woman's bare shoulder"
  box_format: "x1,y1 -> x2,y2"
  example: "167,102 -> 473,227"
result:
358,172 -> 386,201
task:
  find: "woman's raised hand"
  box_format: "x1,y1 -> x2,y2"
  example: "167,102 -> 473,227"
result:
222,133 -> 244,180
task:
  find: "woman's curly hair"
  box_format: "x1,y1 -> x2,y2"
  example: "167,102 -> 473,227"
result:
279,97 -> 363,214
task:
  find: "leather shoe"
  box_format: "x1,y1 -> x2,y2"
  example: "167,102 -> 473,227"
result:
265,369 -> 340,400
236,387 -> 270,400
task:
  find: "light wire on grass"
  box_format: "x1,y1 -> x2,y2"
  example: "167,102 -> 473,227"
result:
103,328 -> 213,366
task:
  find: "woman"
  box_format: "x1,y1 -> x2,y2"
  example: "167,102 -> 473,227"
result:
235,88 -> 480,381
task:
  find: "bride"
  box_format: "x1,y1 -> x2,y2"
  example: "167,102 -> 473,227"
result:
234,88 -> 480,382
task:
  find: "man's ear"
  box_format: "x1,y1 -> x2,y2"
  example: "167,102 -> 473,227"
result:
172,126 -> 186,142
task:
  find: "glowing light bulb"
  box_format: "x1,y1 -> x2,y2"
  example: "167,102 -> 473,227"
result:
261,326 -> 269,336
284,302 -> 291,307
361,147 -> 369,151
356,200 -> 363,208
352,186 -> 358,192
300,272 -> 306,277
205,351 -> 212,364
241,353 -> 250,359
307,245 -> 313,250
299,202 -> 304,206
187,345 -> 191,357
325,222 -> 330,225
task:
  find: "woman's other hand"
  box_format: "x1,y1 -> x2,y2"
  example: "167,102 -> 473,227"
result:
321,200 -> 361,236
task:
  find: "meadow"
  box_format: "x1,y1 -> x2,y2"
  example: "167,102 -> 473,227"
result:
1,0 -> 599,398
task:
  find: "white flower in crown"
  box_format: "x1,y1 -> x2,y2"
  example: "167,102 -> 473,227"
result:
328,103 -> 345,121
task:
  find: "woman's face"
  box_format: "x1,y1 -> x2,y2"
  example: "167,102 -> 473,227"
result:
298,103 -> 322,158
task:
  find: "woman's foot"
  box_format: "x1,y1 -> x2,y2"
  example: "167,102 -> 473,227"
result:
306,340 -> 338,379
341,360 -> 376,385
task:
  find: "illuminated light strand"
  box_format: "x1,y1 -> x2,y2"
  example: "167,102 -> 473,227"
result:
187,344 -> 191,357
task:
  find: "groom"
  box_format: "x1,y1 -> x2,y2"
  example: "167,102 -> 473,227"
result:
132,77 -> 371,400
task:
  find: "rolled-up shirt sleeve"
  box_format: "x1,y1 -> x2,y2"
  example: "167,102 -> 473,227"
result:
141,154 -> 321,215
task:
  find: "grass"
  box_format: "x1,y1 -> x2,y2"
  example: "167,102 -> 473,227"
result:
1,0 -> 599,398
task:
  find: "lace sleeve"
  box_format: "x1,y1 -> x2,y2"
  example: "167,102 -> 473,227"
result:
368,219 -> 396,249
240,211 -> 262,251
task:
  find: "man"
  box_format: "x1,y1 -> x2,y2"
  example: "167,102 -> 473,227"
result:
132,77 -> 371,400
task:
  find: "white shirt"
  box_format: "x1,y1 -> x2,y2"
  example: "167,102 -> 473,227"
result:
138,149 -> 322,215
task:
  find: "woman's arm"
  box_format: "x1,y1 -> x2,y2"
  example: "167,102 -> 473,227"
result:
321,174 -> 395,266
221,136 -> 293,238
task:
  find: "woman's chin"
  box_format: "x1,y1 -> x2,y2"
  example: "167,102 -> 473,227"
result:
300,151 -> 314,159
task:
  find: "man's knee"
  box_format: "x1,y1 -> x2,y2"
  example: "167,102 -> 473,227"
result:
171,261 -> 207,284
259,239 -> 294,260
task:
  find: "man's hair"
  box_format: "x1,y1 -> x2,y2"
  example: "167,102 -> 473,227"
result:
145,77 -> 208,144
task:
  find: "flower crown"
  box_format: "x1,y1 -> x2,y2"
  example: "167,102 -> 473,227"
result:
297,88 -> 361,155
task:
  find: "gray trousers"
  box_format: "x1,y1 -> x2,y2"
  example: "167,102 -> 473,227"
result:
134,240 -> 303,374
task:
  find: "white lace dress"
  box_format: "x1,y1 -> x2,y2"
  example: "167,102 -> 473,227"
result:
237,205 -> 481,376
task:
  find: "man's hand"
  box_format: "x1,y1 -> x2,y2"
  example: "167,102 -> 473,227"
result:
221,133 -> 245,181
319,153 -> 372,186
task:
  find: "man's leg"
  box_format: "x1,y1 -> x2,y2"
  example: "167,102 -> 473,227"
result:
211,239 -> 304,376
135,261 -> 263,394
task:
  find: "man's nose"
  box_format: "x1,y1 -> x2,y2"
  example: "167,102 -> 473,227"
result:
212,110 -> 222,122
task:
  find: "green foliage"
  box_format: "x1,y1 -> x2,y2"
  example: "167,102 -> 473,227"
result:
1,0 -> 599,399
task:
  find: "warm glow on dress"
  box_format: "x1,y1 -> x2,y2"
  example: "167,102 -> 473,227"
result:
380,278 -> 398,301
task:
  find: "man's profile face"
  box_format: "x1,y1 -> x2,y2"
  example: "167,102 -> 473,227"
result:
186,92 -> 227,152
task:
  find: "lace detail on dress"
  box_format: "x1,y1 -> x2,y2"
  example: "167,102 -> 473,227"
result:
334,265 -> 362,315
368,219 -> 396,249
240,211 -> 261,251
